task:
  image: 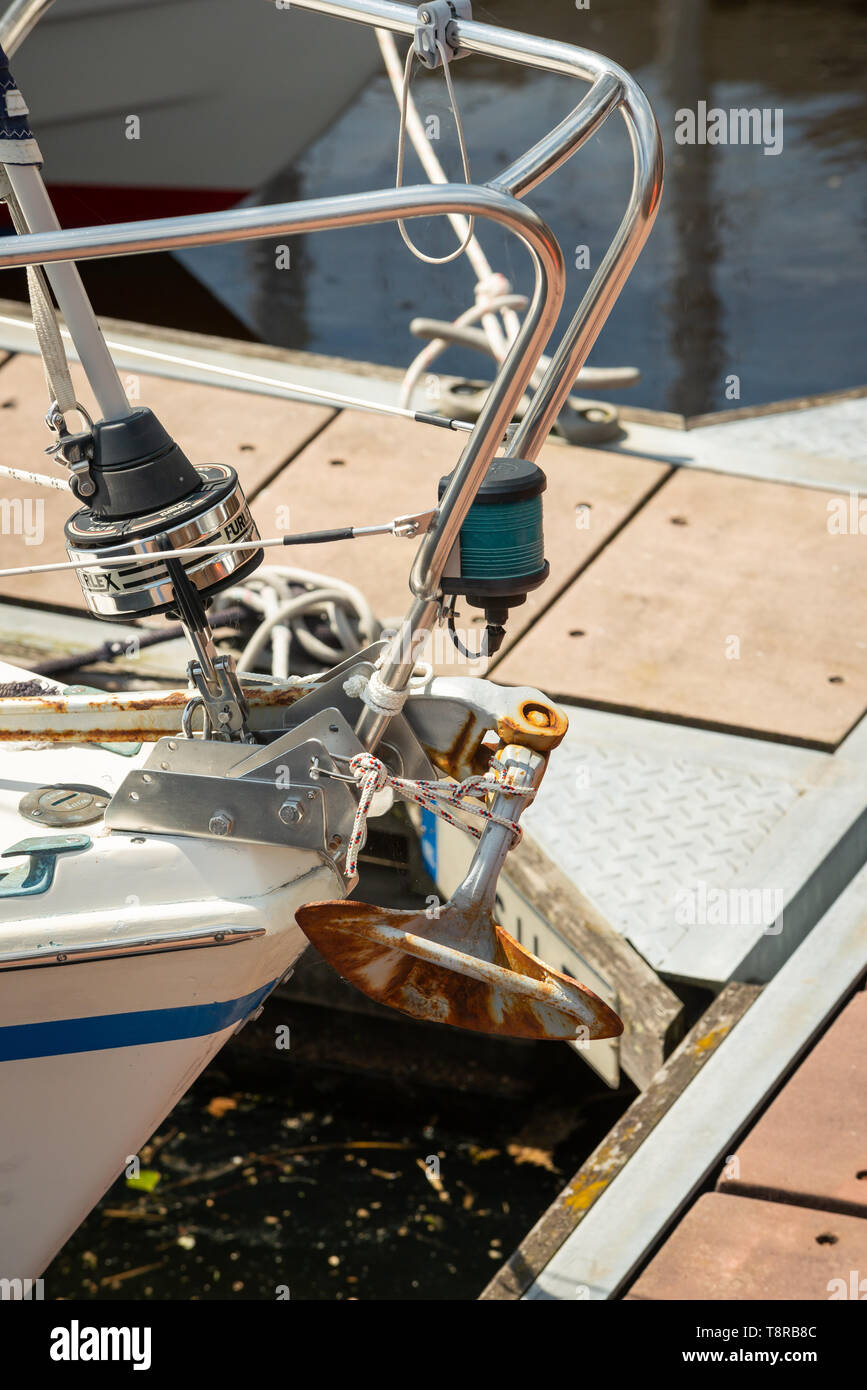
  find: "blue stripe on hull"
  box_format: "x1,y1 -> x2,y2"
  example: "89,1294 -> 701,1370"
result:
0,981 -> 275,1061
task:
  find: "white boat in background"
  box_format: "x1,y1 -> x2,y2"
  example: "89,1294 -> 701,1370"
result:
5,0 -> 381,222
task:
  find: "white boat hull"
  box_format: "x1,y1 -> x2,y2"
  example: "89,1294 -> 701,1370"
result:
0,733 -> 342,1278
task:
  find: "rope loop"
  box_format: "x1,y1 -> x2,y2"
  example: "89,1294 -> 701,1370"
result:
395,39 -> 474,265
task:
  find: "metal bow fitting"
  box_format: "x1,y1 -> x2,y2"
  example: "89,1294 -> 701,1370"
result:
296,744 -> 624,1041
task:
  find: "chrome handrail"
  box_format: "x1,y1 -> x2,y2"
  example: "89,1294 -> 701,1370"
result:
0,0 -> 662,747
0,186 -> 565,583
0,0 -> 55,56
0,184 -> 565,746
284,0 -> 664,462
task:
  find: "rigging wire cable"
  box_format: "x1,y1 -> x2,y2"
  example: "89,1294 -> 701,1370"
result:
0,512 -> 433,582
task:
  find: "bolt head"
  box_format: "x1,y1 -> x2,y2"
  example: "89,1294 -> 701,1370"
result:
209,812 -> 233,836
279,799 -> 304,826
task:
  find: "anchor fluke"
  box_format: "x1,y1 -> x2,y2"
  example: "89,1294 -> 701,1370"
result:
296,899 -> 623,1040
296,742 -> 622,1041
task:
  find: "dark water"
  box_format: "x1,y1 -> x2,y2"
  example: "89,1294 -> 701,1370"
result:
46,998 -> 632,1301
173,0 -> 867,416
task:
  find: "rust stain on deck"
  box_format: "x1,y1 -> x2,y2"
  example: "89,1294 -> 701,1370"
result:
0,683 -> 313,741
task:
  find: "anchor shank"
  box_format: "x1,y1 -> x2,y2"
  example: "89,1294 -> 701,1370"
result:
453,745 -> 545,914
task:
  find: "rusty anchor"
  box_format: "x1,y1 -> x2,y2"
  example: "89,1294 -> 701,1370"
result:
296,743 -> 623,1042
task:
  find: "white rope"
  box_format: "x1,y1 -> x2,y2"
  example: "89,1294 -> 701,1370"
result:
343,657 -> 431,718
0,462 -> 69,491
239,588 -> 365,675
229,579 -> 289,678
376,24 -> 526,412
344,667 -> 407,716
399,290 -> 527,409
378,34 -> 480,284
261,567 -> 378,663
395,39 -> 474,266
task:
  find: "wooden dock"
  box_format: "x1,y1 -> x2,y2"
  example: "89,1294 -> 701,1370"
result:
484,855 -> 867,1301
626,985 -> 867,1301
3,338 -> 867,743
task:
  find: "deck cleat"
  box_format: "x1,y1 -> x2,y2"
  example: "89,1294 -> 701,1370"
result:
296,743 -> 623,1041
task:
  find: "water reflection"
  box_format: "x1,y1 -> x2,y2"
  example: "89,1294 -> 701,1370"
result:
179,0 -> 866,415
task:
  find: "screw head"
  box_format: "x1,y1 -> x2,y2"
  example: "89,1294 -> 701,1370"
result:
279,799 -> 304,826
209,812 -> 234,836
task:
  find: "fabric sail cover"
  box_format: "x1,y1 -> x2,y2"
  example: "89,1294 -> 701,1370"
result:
0,42 -> 41,166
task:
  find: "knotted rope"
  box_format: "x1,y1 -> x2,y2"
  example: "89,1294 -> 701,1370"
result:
342,751 -> 532,877
343,660 -> 432,718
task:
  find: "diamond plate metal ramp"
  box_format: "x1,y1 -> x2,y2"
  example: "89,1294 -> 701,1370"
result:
523,705 -> 867,985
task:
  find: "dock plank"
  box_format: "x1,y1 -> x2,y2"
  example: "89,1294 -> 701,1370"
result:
717,989 -> 867,1218
495,468 -> 867,748
252,410 -> 463,628
625,1192 -> 867,1300
481,982 -> 759,1299
0,354 -> 333,608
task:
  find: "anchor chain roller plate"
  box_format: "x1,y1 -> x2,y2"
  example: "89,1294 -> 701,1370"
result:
106,708 -> 365,855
